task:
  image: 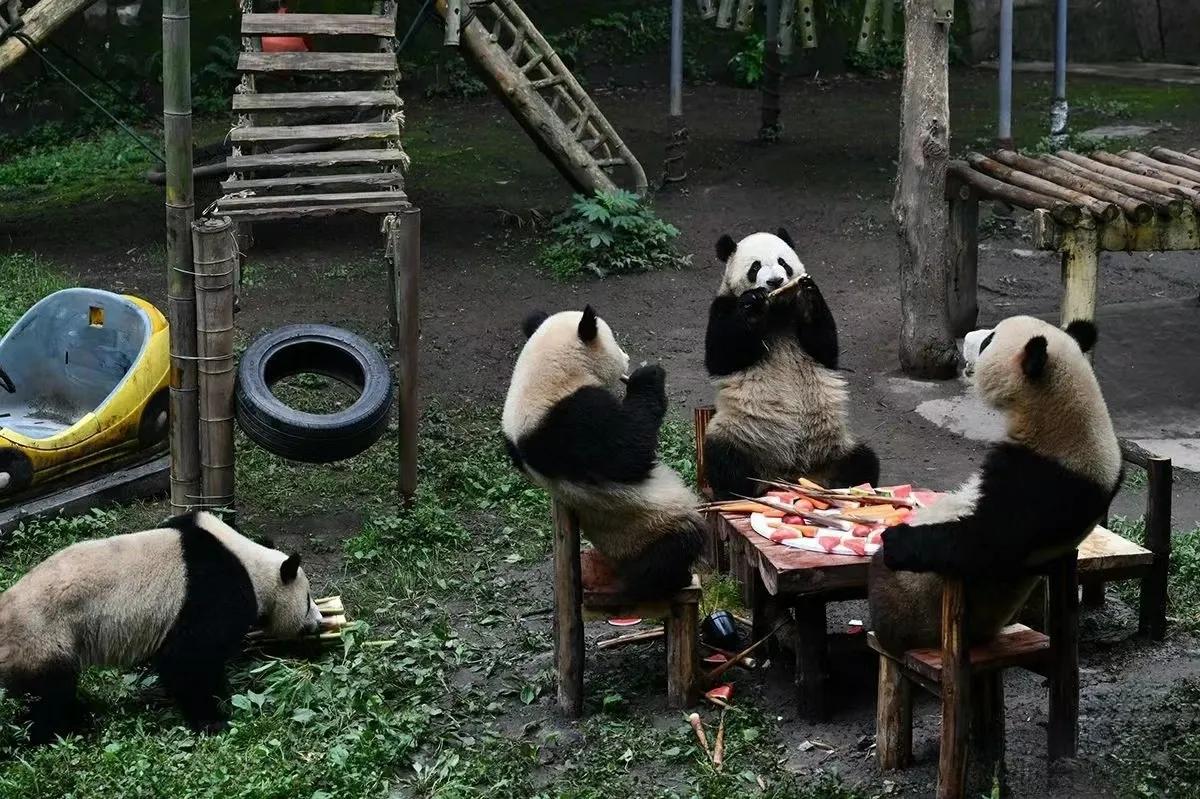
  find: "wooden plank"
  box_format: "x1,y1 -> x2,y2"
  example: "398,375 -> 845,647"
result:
1078,526 -> 1154,572
221,172 -> 404,192
232,90 -> 401,111
946,192 -> 979,337
1139,457 -> 1173,639
226,149 -> 408,170
584,573 -> 701,612
876,655 -> 913,770
388,208 -> 421,502
1047,555 -> 1079,760
904,624 -> 1049,683
218,190 -> 407,209
970,672 -> 1007,796
552,500 -> 584,717
666,595 -> 699,708
231,122 -> 399,144
217,201 -> 407,220
238,52 -> 397,74
0,454 -> 169,536
794,597 -> 829,720
242,13 -> 395,36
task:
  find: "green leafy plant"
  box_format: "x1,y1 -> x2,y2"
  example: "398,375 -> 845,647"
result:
538,190 -> 688,279
846,40 -> 904,75
194,35 -> 240,113
728,34 -> 766,88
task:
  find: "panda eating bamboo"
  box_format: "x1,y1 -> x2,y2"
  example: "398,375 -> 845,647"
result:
0,511 -> 323,743
703,229 -> 880,499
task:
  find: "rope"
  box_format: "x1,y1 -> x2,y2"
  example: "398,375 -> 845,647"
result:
11,31 -> 165,165
397,0 -> 434,54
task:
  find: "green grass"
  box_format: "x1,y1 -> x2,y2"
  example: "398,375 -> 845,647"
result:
1117,682 -> 1200,797
1109,515 -> 1200,632
0,404 -> 865,798
0,253 -> 68,336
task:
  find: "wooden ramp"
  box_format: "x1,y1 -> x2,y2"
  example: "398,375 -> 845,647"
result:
214,2 -> 410,221
435,0 -> 647,197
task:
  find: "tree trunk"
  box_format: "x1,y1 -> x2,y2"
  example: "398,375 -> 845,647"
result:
892,0 -> 957,379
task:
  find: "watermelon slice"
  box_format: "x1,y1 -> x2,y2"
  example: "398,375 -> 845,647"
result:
841,537 -> 867,556
706,684 -> 734,703
886,484 -> 913,499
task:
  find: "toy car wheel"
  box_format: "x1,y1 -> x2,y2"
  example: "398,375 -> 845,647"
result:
235,324 -> 394,464
138,388 -> 170,448
0,449 -> 33,496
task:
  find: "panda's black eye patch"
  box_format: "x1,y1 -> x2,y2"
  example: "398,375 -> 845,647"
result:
979,332 -> 995,353
778,257 -> 793,278
747,260 -> 762,283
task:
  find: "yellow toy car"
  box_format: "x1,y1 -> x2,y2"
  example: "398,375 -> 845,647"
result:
0,288 -> 169,500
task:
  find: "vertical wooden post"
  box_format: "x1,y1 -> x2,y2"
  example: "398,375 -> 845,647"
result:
666,596 -> 699,708
936,578 -> 969,799
946,183 -> 980,337
876,656 -> 912,770
552,500 -> 584,717
794,597 -> 828,720
193,215 -> 237,512
1139,457 -> 1173,639
1059,223 -> 1100,328
970,672 -> 1007,796
797,1 -> 817,49
734,0 -> 757,32
387,208 -> 421,503
1081,581 -> 1106,608
1046,554 -> 1079,760
893,0 -> 957,378
163,0 -> 200,513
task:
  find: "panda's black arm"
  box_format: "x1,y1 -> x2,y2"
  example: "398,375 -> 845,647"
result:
705,294 -> 769,376
787,277 -> 838,369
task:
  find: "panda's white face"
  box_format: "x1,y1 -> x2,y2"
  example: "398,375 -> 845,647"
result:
718,231 -> 807,296
263,555 -> 324,639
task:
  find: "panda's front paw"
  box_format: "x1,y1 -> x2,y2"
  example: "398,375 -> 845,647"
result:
738,287 -> 770,320
881,526 -> 924,572
627,364 -> 667,415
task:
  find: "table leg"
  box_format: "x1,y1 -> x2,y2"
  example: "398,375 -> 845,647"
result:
793,597 -> 828,720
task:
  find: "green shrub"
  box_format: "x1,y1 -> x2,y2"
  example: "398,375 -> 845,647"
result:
538,190 -> 689,279
728,34 -> 766,88
0,253 -> 66,335
846,40 -> 904,75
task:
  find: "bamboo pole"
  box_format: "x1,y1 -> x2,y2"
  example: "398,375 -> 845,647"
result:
734,0 -> 757,32
163,0 -> 200,513
697,0 -> 717,20
881,0 -> 896,43
797,0 -> 817,49
778,0 -> 797,57
857,0 -> 881,53
443,0 -> 462,45
193,216 -> 237,511
716,0 -> 736,29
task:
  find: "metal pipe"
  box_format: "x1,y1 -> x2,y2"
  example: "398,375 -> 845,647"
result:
670,0 -> 684,118
1050,0 -> 1068,142
997,0 -> 1013,149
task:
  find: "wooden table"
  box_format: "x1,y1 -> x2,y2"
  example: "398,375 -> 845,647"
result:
717,511 -> 1157,720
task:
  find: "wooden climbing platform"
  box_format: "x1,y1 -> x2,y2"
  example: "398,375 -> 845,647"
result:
215,2 -> 410,221
946,146 -> 1200,334
435,0 -> 647,197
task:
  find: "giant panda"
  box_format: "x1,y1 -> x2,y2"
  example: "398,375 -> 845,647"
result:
869,316 -> 1122,654
703,229 -> 879,499
502,306 -> 705,599
0,511 -> 323,743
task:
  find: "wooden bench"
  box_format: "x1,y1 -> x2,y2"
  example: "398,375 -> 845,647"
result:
551,500 -> 701,716
945,147 -> 1200,337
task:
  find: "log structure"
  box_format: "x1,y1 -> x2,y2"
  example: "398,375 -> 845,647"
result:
433,0 -> 647,196
946,146 -> 1200,337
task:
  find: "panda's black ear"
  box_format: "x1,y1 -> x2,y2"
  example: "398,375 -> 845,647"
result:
1064,319 -> 1097,353
776,227 -> 796,249
523,310 -> 549,338
280,553 -> 301,584
715,234 -> 737,263
1022,336 -> 1049,380
578,305 -> 598,343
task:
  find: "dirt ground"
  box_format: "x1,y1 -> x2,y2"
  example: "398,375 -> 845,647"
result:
4,67 -> 1200,797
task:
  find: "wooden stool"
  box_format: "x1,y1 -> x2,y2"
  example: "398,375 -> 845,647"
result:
552,500 -> 701,716
870,555 -> 1079,799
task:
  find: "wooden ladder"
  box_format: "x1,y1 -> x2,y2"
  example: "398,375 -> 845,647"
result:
216,1 -> 411,220
436,0 -> 648,197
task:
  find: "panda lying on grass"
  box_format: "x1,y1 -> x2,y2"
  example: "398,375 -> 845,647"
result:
870,316 -> 1122,653
502,307 -> 704,599
703,229 -> 879,499
0,511 -> 322,743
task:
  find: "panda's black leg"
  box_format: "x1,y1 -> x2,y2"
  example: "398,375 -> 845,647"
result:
19,667 -> 84,745
156,655 -> 230,734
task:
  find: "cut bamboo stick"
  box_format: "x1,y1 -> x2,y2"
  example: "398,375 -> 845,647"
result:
596,626 -> 665,649
993,149 -> 1152,224
1041,154 -> 1186,218
705,618 -> 790,684
947,161 -> 1084,226
713,712 -> 727,770
967,152 -> 1117,222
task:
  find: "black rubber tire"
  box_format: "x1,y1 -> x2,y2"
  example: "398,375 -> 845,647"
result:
0,448 -> 33,497
235,325 -> 394,464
